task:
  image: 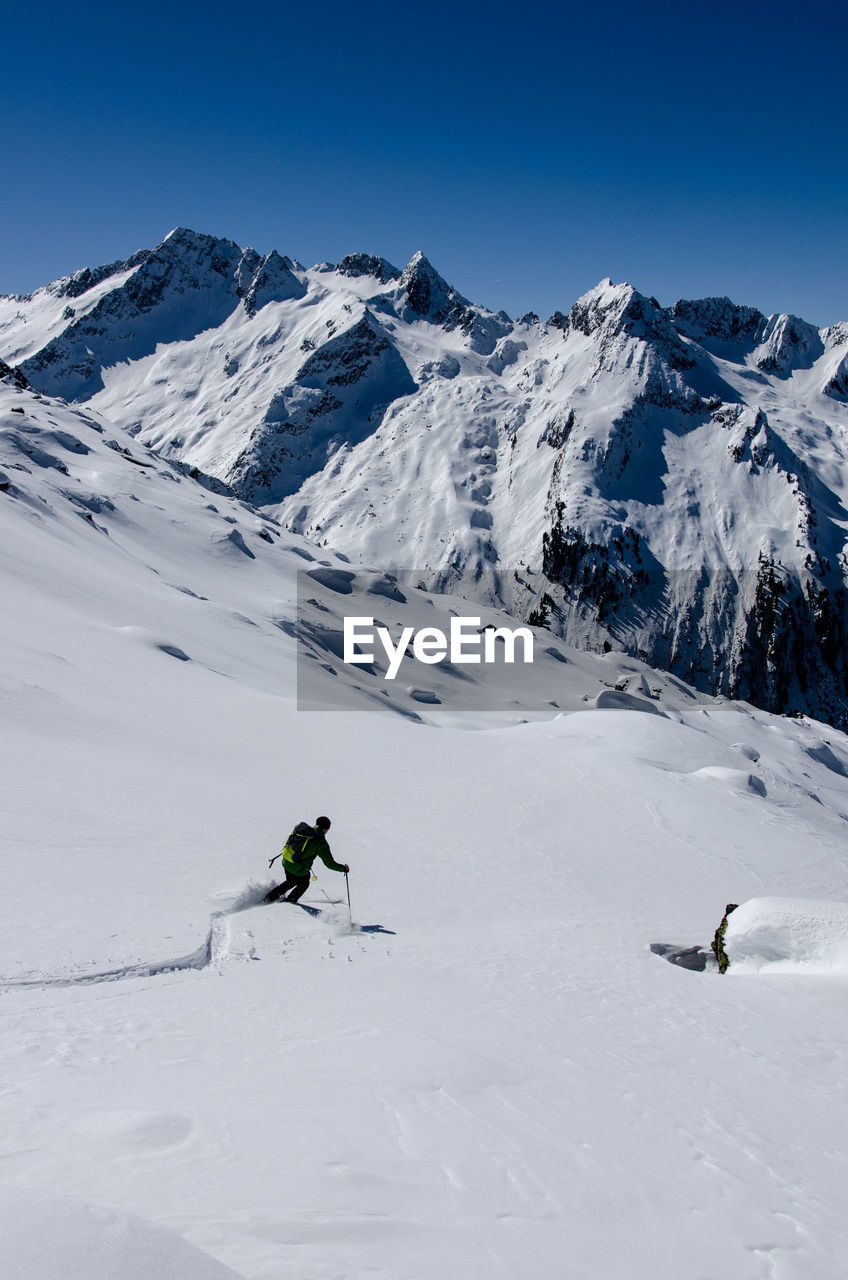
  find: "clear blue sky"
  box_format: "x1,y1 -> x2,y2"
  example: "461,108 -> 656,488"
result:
3,0 -> 846,325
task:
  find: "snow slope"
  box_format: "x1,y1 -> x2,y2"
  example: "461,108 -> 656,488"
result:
0,1189 -> 245,1280
4,368 -> 848,1278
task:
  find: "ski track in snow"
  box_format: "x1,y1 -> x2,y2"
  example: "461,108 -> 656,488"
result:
0,884 -> 387,992
1,911 -> 232,991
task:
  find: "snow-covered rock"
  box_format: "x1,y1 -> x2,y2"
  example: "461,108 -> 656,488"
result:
722,897 -> 848,974
670,295 -> 767,349
565,278 -> 695,373
239,249 -> 306,314
822,323 -> 848,400
753,313 -> 824,375
0,356 -> 28,389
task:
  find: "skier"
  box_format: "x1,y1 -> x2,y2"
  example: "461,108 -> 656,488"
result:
264,816 -> 349,904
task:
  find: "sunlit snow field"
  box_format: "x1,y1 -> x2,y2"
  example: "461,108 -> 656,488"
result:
3,378 -> 848,1279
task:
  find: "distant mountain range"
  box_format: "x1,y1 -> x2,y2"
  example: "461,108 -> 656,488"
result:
3,227 -> 848,725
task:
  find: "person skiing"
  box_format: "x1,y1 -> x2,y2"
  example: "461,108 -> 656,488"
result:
264,816 -> 349,904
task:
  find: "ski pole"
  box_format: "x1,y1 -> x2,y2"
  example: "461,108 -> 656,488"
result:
344,870 -> 352,925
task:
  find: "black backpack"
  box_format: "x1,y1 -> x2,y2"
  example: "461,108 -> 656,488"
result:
286,822 -> 315,858
268,822 -> 315,868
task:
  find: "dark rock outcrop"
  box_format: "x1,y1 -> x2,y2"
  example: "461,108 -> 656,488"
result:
21,229 -> 248,398
0,358 -> 29,390
670,296 -> 767,348
337,253 -> 400,283
711,903 -> 739,973
389,252 -> 511,355
240,250 -> 306,315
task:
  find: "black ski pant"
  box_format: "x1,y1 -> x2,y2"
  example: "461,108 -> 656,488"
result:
265,872 -> 310,904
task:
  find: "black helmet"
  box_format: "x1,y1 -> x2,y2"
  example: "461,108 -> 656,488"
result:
315,816 -> 331,831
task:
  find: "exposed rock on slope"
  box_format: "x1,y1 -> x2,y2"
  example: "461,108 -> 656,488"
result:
228,312 -> 417,503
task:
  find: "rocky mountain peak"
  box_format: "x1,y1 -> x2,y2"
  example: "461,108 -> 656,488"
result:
18,229 -> 248,399
234,246 -> 263,293
396,251 -> 459,319
240,250 -> 306,315
141,227 -> 244,284
159,225 -> 236,254
337,253 -> 400,283
565,279 -> 695,372
388,252 -> 510,355
567,280 -> 661,338
753,313 -> 824,375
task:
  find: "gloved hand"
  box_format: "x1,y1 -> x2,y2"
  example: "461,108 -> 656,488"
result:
342,864 -> 350,873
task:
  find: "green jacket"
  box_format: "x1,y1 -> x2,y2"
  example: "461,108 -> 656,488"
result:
282,822 -> 346,877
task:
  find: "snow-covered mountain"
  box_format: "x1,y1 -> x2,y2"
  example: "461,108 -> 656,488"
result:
4,227 -> 848,725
